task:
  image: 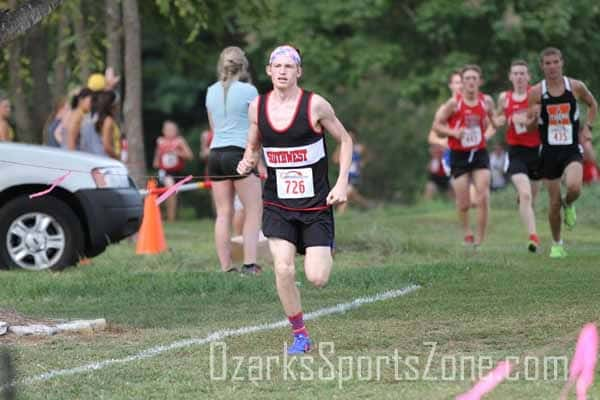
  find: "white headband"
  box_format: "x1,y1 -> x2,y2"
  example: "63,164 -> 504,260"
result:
269,45 -> 301,65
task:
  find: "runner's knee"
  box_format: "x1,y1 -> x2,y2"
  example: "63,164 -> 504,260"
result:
566,182 -> 581,197
215,206 -> 233,220
457,200 -> 470,212
274,261 -> 296,282
306,269 -> 329,288
549,196 -> 562,210
519,191 -> 532,205
477,189 -> 489,205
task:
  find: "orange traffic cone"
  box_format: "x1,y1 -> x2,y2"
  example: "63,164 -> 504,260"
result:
136,179 -> 168,254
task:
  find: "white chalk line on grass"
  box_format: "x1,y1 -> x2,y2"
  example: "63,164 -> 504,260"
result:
2,284 -> 420,390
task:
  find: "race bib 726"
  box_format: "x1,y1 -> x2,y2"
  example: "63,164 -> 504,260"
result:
276,168 -> 315,199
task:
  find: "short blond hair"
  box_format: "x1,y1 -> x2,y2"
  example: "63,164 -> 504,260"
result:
461,64 -> 482,77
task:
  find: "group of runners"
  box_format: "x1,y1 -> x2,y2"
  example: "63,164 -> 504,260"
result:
429,47 -> 597,258
216,44 -> 596,355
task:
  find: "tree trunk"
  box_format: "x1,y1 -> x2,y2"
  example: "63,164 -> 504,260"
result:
122,0 -> 146,185
52,13 -> 69,101
0,0 -> 64,47
27,23 -> 52,143
7,0 -> 34,143
72,0 -> 90,83
105,0 -> 122,77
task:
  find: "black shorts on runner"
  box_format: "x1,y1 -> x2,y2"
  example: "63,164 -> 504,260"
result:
207,146 -> 247,181
506,145 -> 541,181
449,149 -> 490,179
540,147 -> 583,180
428,173 -> 450,192
262,205 -> 334,255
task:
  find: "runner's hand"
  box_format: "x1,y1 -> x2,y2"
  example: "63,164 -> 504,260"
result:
237,158 -> 255,175
512,112 -> 527,126
326,183 -> 348,206
452,128 -> 464,139
257,163 -> 268,180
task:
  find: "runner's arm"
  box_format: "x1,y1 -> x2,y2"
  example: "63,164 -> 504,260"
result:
313,94 -> 352,205
526,84 -> 542,132
493,92 -> 507,127
484,116 -> 497,140
573,80 -> 597,142
177,137 -> 194,161
433,99 -> 461,138
428,128 -> 448,147
484,94 -> 500,129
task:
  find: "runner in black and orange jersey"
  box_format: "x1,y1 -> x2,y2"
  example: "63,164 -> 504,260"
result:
527,47 -> 597,258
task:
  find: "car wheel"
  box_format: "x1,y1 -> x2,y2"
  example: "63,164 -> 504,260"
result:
0,195 -> 84,271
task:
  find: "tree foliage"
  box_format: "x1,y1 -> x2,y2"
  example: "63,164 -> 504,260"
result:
3,0 -> 600,202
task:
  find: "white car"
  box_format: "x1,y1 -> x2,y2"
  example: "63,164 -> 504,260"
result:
0,143 -> 143,271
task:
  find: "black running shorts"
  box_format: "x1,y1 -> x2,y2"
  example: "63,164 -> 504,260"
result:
540,146 -> 583,180
449,148 -> 490,179
506,145 -> 541,181
262,205 -> 334,255
207,146 -> 247,181
428,173 -> 450,191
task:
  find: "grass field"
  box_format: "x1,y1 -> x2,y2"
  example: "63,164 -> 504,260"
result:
2,185 -> 600,399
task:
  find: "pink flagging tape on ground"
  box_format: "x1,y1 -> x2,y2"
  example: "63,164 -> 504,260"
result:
0,285 -> 420,390
456,360 -> 512,400
155,175 -> 193,205
561,323 -> 598,400
29,171 -> 72,199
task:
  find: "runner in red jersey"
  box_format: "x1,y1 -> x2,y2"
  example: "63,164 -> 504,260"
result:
152,120 -> 193,222
237,45 -> 353,355
425,70 -> 462,201
433,64 -> 497,247
494,60 -> 542,252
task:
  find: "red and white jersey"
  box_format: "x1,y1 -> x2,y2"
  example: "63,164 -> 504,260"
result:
448,93 -> 488,151
157,136 -> 185,173
504,90 -> 540,148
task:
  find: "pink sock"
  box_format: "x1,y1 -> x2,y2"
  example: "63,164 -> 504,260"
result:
288,312 -> 309,337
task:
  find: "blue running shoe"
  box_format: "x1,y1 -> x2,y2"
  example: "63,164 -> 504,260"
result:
287,334 -> 311,355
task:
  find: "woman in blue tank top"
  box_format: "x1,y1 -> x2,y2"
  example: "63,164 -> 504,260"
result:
205,46 -> 264,274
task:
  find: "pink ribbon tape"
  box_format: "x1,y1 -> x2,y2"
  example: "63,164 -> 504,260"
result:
155,175 -> 193,205
29,171 -> 72,199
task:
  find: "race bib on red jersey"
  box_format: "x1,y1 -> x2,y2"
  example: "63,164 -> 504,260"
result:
161,152 -> 179,169
511,110 -> 528,135
461,114 -> 483,148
